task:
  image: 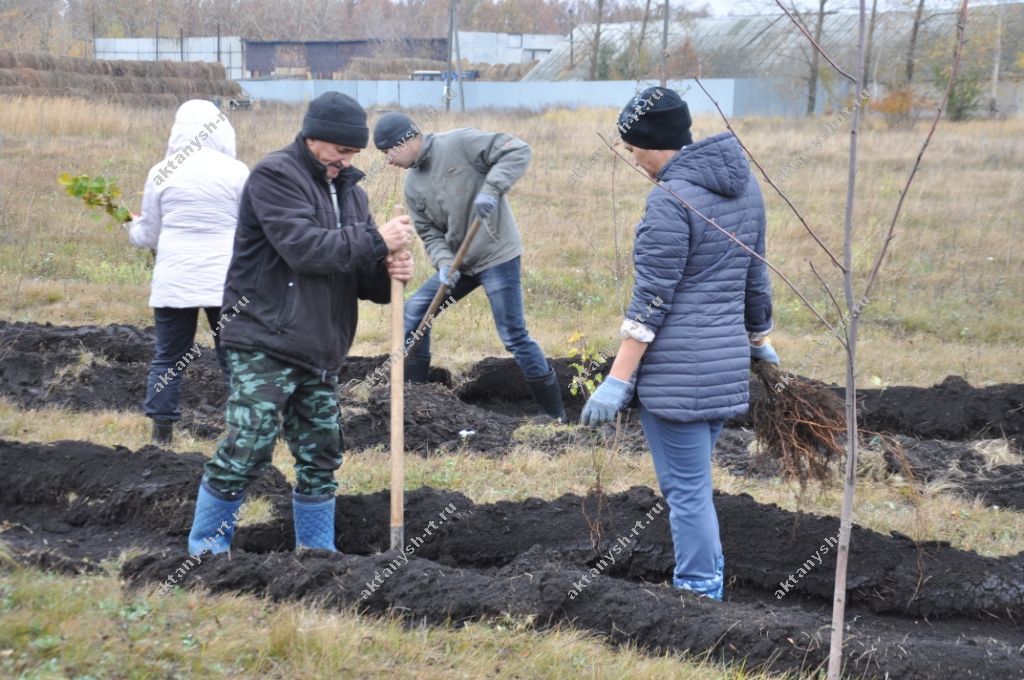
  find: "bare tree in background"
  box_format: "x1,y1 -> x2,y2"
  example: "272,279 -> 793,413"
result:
589,0 -> 605,79
805,0 -> 829,115
906,0 -> 927,82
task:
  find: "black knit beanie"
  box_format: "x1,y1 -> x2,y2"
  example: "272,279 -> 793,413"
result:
301,92 -> 368,148
617,86 -> 693,150
373,111 -> 421,150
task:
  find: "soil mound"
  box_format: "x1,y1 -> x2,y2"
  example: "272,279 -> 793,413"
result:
4,439 -> 1024,678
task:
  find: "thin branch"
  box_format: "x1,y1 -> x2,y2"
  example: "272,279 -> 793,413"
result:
774,0 -> 858,84
598,133 -> 836,337
861,0 -> 970,302
808,260 -> 849,352
695,77 -> 846,273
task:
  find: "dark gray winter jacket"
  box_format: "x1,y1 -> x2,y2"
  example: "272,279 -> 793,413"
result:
628,132 -> 773,423
220,135 -> 391,379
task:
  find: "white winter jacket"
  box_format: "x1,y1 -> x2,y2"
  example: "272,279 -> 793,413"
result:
129,99 -> 249,308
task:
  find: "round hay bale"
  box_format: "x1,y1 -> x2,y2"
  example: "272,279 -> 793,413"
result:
130,61 -> 154,78
96,74 -> 119,95
0,69 -> 20,87
34,53 -> 57,72
13,53 -> 38,70
9,67 -> 44,88
89,59 -> 111,76
207,62 -> 227,80
0,85 -> 35,97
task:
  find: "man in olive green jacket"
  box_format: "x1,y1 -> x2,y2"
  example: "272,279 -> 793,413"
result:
373,113 -> 564,421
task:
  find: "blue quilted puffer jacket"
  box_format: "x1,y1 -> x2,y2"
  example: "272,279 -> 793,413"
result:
627,131 -> 773,423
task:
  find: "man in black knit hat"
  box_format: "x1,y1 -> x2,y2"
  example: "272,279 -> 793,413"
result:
184,92 -> 415,557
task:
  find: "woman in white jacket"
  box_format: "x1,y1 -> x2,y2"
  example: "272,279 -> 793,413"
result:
128,99 -> 249,444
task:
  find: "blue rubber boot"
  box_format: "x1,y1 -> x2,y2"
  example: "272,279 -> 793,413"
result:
187,479 -> 244,557
293,491 -> 337,551
674,554 -> 725,601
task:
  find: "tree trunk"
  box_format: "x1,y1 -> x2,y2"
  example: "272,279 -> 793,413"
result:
906,0 -> 926,83
637,0 -> 653,78
827,1 -> 867,678
806,0 -> 828,116
661,0 -> 669,86
590,0 -> 605,80
990,6 -> 1002,114
865,0 -> 879,96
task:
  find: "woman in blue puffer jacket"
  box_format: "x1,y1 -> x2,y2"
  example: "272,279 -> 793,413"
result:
581,87 -> 778,600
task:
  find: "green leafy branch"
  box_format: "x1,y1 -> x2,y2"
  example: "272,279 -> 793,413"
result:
58,173 -> 132,224
566,330 -> 609,399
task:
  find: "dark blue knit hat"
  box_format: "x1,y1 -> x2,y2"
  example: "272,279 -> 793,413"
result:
618,87 -> 693,150
373,111 -> 420,150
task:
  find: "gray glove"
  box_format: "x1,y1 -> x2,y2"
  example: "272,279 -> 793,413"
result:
580,376 -> 634,426
472,192 -> 498,220
439,265 -> 460,288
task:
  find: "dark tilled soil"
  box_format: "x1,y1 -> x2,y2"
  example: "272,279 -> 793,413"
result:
3,322 -> 1021,451
852,376 -> 1024,441
3,439 -> 1024,678
881,435 -> 1024,511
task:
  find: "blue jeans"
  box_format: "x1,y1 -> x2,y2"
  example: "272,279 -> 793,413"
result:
639,405 -> 726,599
143,307 -> 229,421
403,257 -> 550,379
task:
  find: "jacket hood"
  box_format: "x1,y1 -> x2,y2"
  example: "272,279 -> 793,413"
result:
658,132 -> 749,198
166,99 -> 236,158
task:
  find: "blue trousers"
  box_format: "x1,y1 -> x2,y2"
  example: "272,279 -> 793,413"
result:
403,256 -> 550,379
639,405 -> 726,598
143,306 -> 228,421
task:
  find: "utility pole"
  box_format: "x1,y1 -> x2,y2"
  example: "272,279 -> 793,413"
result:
453,0 -> 465,111
446,0 -> 455,111
661,0 -> 669,86
155,21 -> 160,61
180,28 -> 185,61
91,13 -> 97,59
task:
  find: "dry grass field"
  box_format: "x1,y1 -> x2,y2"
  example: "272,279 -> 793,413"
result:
0,96 -> 1022,679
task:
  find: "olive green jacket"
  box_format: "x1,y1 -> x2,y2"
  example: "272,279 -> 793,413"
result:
404,128 -> 530,275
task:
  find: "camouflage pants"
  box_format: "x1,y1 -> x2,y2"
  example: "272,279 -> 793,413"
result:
203,349 -> 343,496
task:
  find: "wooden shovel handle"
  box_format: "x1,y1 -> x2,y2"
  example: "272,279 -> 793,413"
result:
389,204 -> 406,551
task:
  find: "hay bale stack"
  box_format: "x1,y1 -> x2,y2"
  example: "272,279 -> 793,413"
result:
346,56 -> 448,79
0,50 -> 241,108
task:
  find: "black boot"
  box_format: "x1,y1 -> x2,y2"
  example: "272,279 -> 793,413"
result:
405,355 -> 431,383
525,369 -> 566,422
152,418 -> 173,444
